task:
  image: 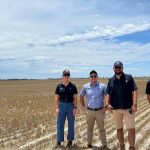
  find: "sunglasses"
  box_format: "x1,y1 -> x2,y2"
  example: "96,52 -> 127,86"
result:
90,75 -> 97,78
115,66 -> 122,69
63,73 -> 70,77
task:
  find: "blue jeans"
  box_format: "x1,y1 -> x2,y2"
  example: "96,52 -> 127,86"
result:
57,102 -> 75,142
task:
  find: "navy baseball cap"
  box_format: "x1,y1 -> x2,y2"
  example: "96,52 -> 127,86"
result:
90,70 -> 98,75
114,61 -> 123,68
62,69 -> 70,76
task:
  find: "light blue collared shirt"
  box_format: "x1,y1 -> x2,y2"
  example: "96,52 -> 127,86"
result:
80,82 -> 107,108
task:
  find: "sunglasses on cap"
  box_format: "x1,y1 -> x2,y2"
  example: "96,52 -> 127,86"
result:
115,66 -> 122,69
63,73 -> 70,76
90,75 -> 97,78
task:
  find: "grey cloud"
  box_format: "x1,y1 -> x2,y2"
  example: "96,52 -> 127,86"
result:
0,58 -> 16,62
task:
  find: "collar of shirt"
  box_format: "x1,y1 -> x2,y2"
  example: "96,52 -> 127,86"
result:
90,82 -> 99,87
113,72 -> 125,80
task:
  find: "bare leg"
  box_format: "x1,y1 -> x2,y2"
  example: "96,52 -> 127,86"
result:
128,128 -> 135,149
117,128 -> 125,149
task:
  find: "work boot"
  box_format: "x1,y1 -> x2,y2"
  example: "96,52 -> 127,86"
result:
129,147 -> 135,150
102,145 -> 111,150
120,144 -> 125,150
87,144 -> 92,148
66,141 -> 72,147
53,141 -> 61,149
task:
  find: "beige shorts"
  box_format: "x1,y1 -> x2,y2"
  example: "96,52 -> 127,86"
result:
112,109 -> 135,129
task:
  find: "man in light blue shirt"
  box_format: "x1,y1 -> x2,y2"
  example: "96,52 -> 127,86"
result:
80,70 -> 109,150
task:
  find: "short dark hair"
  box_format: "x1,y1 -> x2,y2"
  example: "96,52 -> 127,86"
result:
90,70 -> 98,75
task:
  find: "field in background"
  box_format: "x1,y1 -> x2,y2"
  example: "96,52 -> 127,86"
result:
0,78 -> 150,150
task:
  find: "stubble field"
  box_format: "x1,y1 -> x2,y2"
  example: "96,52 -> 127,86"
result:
0,78 -> 150,150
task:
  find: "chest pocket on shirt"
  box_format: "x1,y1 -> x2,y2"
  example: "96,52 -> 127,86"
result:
96,87 -> 104,97
86,88 -> 93,97
59,87 -> 65,94
86,87 -> 104,98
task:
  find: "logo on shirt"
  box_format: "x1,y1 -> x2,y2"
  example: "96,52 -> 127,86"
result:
125,79 -> 128,85
59,87 -> 65,92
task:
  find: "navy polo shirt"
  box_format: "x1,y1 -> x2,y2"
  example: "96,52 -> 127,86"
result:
107,73 -> 138,109
55,82 -> 78,103
146,80 -> 150,94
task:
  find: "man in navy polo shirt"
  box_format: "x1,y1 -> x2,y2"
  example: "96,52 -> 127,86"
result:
80,70 -> 110,150
146,80 -> 150,104
106,61 -> 138,150
54,69 -> 78,148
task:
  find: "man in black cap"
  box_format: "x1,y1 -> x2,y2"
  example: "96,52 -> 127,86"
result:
105,61 -> 138,150
54,69 -> 78,148
80,70 -> 110,150
146,80 -> 150,104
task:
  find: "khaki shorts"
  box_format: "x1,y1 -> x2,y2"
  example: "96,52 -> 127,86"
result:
112,109 -> 135,129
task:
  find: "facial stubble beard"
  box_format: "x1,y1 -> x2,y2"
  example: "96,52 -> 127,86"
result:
115,72 -> 122,75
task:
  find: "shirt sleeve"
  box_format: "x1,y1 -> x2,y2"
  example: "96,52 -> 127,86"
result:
55,85 -> 59,94
146,81 -> 150,94
103,84 -> 107,95
73,84 -> 78,94
80,85 -> 86,96
106,79 -> 111,94
130,76 -> 138,91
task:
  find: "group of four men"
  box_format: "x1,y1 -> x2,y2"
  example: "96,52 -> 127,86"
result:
54,61 -> 150,150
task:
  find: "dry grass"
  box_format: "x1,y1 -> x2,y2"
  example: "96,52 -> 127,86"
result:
0,77 -> 150,150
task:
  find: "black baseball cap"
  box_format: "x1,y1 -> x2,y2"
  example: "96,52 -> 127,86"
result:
114,61 -> 123,68
62,69 -> 70,76
90,70 -> 98,75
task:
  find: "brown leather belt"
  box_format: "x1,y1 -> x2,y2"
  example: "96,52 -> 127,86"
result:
87,107 -> 103,111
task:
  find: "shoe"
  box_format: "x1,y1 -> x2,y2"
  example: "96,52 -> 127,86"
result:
129,147 -> 135,150
66,141 -> 72,147
53,141 -> 61,149
120,144 -> 125,150
87,144 -> 92,148
102,145 -> 111,150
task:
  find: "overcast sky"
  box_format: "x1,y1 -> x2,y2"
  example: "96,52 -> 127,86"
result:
0,0 -> 150,79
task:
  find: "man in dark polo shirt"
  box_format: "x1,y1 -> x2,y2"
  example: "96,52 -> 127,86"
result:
105,61 -> 138,150
146,80 -> 150,104
54,69 -> 78,148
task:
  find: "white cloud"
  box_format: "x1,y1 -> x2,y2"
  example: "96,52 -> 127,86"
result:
38,22 -> 150,46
